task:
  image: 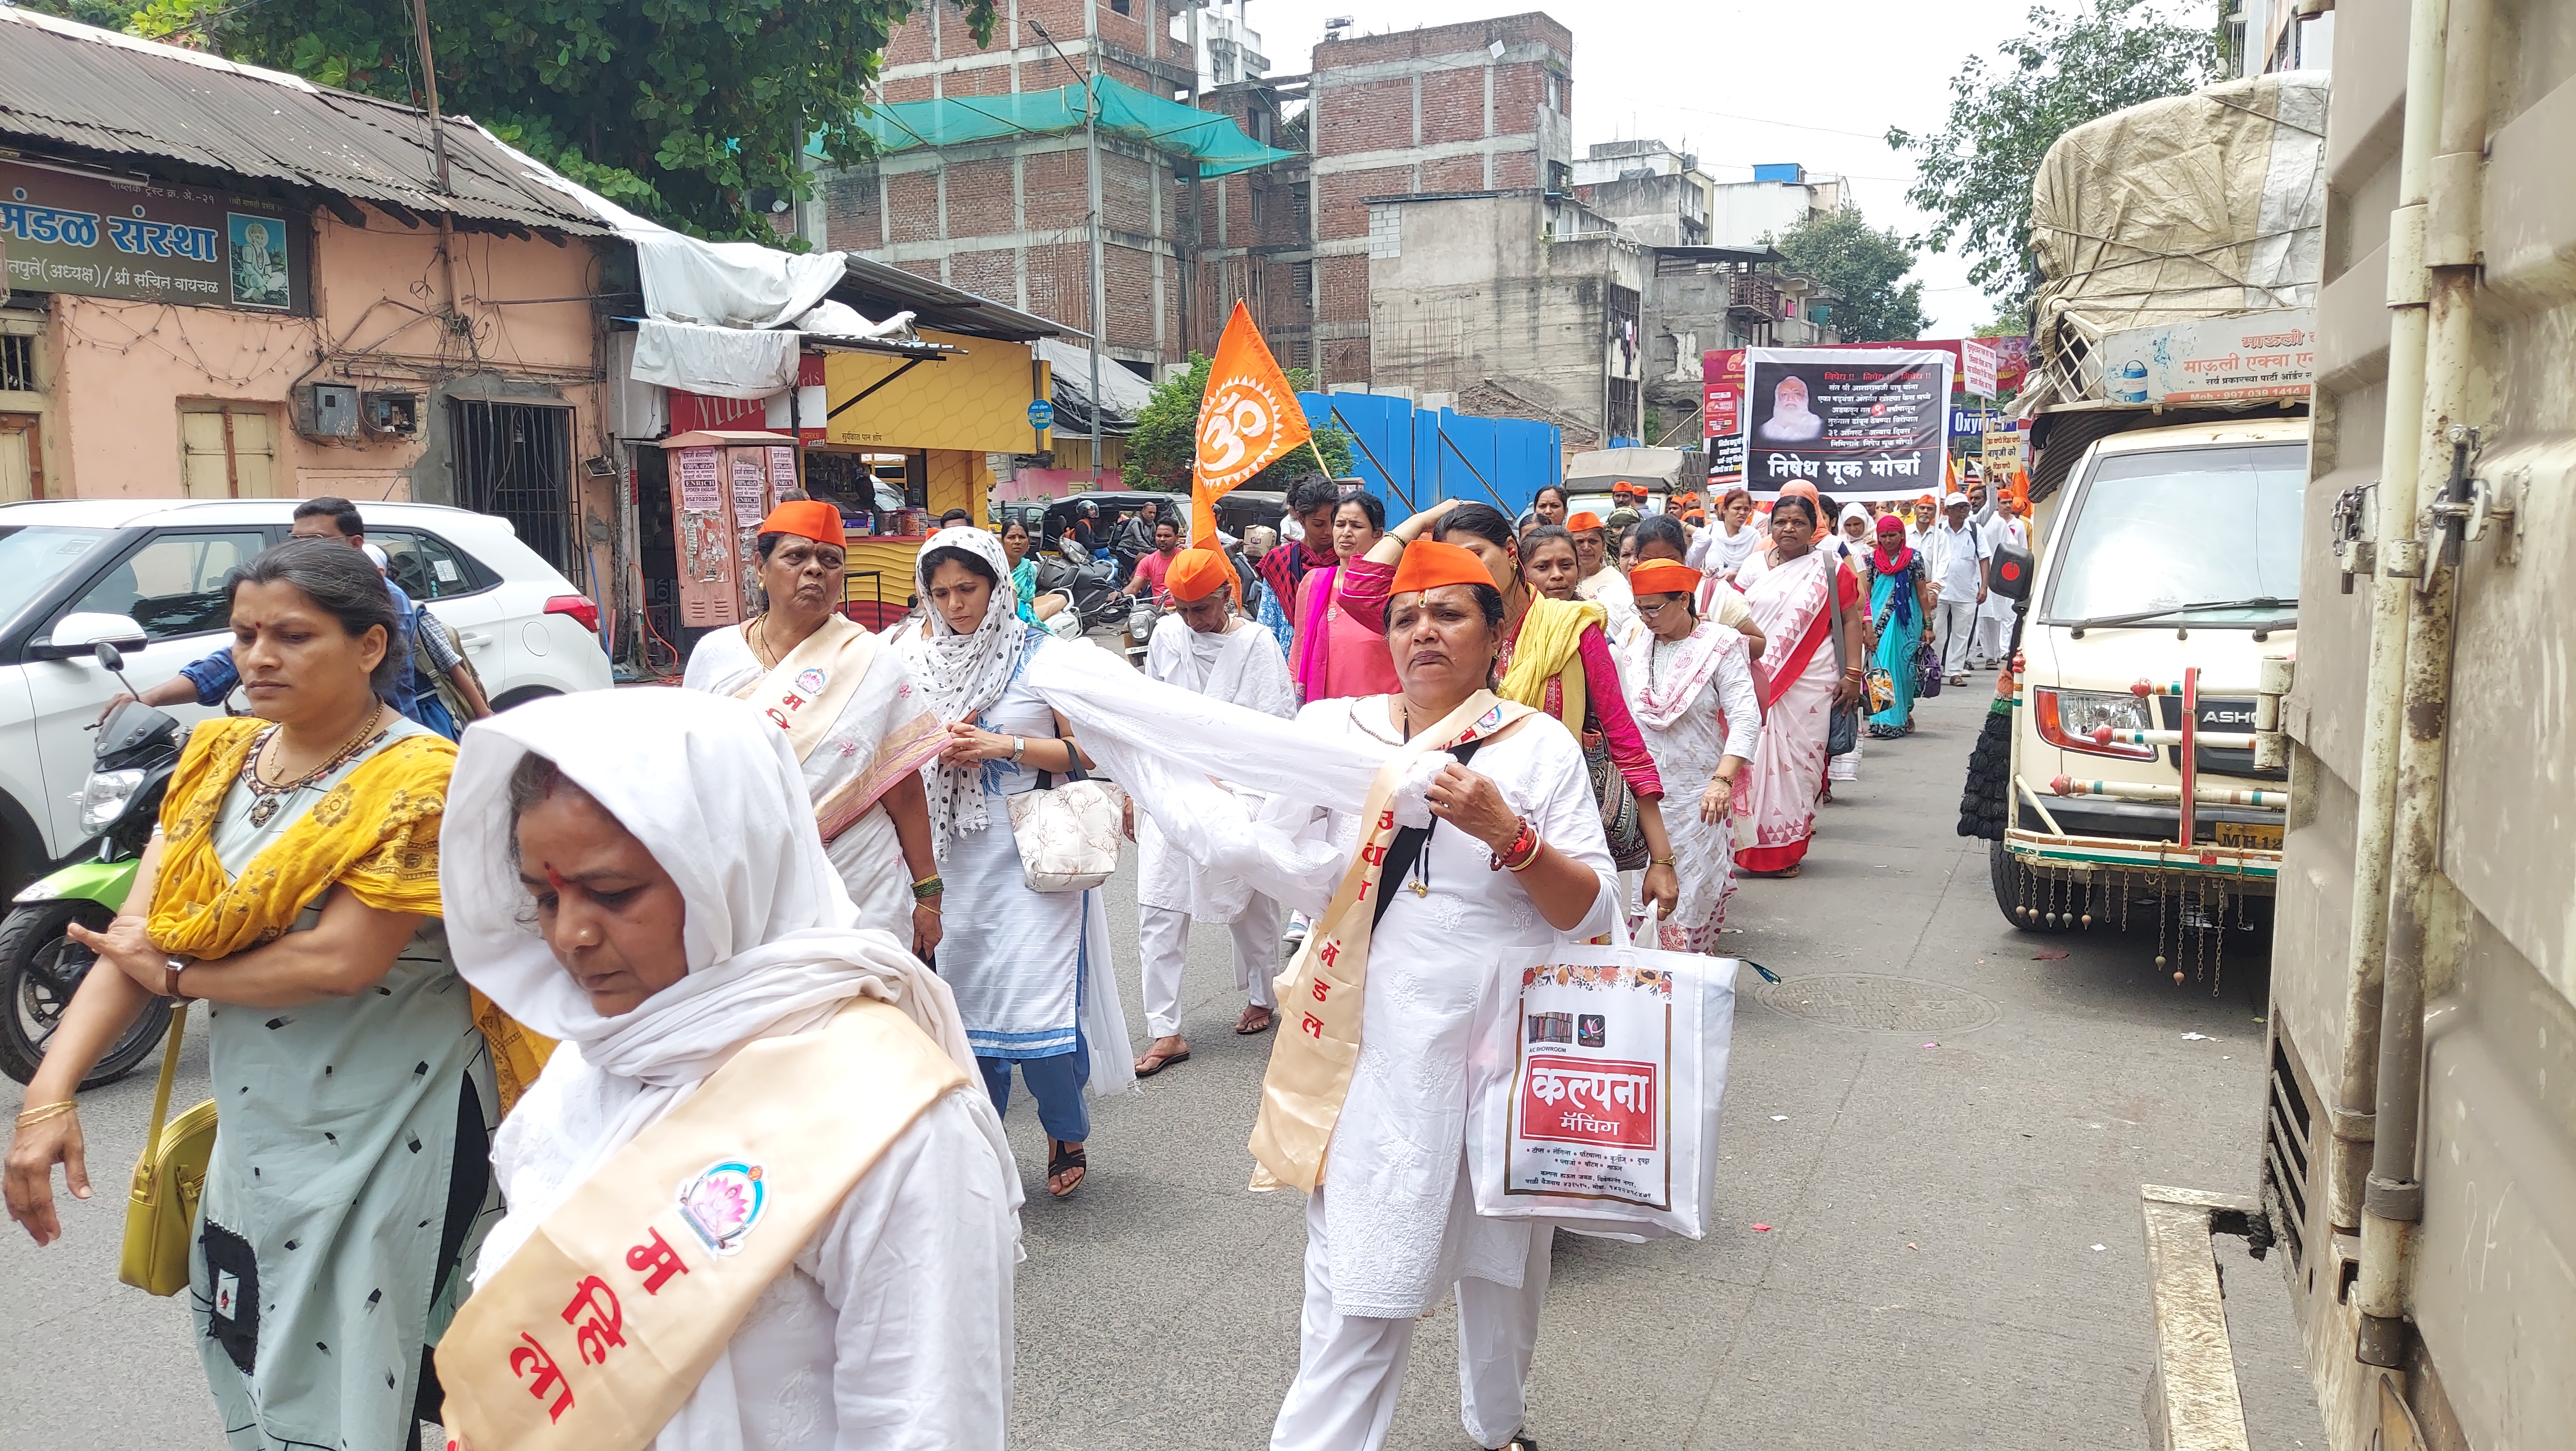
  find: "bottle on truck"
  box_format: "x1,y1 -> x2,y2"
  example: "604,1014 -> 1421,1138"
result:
1968,70 -> 2326,956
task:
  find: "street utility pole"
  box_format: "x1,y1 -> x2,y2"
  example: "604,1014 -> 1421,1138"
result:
1028,20 -> 1108,485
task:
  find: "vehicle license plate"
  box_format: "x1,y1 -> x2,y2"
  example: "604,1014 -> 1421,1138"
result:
2214,821 -> 2284,851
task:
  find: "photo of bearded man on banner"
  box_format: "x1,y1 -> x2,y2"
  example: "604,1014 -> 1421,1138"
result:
1740,348 -> 1953,504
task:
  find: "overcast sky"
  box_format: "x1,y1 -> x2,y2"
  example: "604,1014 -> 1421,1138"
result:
1242,0 -> 2194,337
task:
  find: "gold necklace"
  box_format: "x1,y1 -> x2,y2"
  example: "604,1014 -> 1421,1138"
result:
245,704 -> 388,827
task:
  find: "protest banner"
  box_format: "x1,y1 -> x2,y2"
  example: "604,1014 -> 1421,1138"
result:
1739,346 -> 1952,502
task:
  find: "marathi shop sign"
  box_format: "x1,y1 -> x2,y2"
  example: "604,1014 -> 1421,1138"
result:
0,160 -> 309,314
1739,346 -> 1952,502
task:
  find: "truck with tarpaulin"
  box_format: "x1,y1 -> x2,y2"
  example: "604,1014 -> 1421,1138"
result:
1964,71 -> 2326,962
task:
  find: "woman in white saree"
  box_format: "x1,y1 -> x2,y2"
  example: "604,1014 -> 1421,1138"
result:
682,500 -> 947,955
432,689 -> 1020,1451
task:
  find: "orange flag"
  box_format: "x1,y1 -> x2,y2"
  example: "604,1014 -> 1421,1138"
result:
1191,301 -> 1311,544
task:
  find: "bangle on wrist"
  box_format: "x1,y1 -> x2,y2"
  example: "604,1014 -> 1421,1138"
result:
911,874 -> 943,901
1649,854 -> 1677,866
16,1100 -> 77,1129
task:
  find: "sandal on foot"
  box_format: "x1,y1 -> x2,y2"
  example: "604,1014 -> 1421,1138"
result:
1046,1138 -> 1086,1198
1134,1045 -> 1190,1078
1497,1434 -> 1538,1451
1235,1006 -> 1275,1035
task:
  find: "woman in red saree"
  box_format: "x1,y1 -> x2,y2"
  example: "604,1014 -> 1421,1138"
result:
1730,494 -> 1866,877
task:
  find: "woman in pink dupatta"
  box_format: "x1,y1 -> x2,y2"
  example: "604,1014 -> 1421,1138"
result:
1730,493 -> 1865,878
1291,490 -> 1402,702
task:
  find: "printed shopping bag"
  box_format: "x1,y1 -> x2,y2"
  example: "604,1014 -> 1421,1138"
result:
1466,914 -> 1737,1240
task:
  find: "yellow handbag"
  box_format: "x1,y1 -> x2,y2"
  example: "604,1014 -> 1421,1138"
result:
119,1004 -> 216,1296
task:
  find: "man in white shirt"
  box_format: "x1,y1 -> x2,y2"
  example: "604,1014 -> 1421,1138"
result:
1969,480 -> 2019,669
1927,490 -> 1988,685
1132,548 -> 1296,1079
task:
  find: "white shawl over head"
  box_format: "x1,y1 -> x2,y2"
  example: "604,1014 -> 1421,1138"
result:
443,688 -> 987,1451
896,526 -> 1027,855
443,687 -> 972,1083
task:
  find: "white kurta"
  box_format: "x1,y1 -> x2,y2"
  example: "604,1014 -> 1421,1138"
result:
1270,697 -> 1617,1319
1619,625 -> 1763,950
1137,613 -> 1298,918
683,626 -> 935,939
484,1046 -> 1023,1451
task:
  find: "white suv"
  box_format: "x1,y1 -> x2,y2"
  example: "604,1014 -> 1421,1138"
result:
0,499 -> 612,890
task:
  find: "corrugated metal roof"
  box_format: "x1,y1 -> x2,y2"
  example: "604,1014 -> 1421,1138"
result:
836,256 -> 1066,342
0,8 -> 609,236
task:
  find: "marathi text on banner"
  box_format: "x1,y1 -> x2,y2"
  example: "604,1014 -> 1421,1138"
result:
1739,347 -> 1953,503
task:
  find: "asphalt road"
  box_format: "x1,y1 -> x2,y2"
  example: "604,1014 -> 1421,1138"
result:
0,680 -> 2323,1449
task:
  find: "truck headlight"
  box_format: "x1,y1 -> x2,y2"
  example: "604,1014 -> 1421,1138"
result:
77,768 -> 146,834
2034,689 -> 2159,761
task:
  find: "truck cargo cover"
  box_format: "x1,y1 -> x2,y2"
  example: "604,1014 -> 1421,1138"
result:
2023,71 -> 2327,412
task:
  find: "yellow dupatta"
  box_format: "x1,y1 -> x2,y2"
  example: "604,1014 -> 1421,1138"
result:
1495,595 -> 1607,734
148,717 -> 553,1112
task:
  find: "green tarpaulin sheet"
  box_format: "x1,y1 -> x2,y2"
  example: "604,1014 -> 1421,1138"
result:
840,74 -> 1297,178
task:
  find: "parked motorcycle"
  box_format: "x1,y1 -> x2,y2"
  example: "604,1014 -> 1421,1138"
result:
0,642 -> 183,1087
1036,547 -> 1128,631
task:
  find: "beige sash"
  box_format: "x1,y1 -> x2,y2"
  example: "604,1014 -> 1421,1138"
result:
1247,690 -> 1534,1192
736,613 -> 878,765
435,997 -> 967,1451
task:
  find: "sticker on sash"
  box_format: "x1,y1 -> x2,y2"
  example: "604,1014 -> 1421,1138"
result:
1474,705 -> 1502,734
795,668 -> 827,694
677,1160 -> 767,1255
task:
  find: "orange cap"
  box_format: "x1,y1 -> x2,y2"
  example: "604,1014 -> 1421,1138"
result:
1391,538 -> 1497,595
1563,510 -> 1605,533
1166,547 -> 1234,602
1916,493 -> 1938,507
1628,560 -> 1701,597
757,500 -> 845,549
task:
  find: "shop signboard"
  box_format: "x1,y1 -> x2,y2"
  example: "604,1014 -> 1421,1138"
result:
2092,308 -> 2314,406
0,159 -> 309,314
1739,346 -> 1951,503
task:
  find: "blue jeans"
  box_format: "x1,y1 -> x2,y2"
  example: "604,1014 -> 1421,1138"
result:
978,1051 -> 1090,1143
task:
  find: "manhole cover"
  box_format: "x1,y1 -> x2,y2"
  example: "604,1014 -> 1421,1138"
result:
1752,973 -> 1999,1034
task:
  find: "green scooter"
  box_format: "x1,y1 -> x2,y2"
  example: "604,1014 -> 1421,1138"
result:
0,644 -> 183,1087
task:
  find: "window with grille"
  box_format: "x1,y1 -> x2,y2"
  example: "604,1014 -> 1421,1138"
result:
1292,261 -> 1314,296
0,333 -> 35,393
178,402 -> 279,499
450,400 -> 577,577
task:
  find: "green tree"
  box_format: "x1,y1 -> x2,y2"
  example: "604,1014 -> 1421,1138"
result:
1770,205 -> 1929,344
1887,0 -> 2213,313
1123,353 -> 1354,495
12,0 -> 141,27
122,0 -> 994,242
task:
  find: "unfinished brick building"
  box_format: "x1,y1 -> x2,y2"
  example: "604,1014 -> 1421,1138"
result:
815,6 -> 1574,397
1304,14 -> 1575,389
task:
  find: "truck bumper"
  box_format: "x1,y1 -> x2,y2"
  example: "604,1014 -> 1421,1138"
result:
2004,826 -> 2280,885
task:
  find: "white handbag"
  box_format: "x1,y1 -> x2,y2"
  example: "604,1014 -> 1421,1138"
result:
1005,759 -> 1126,892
